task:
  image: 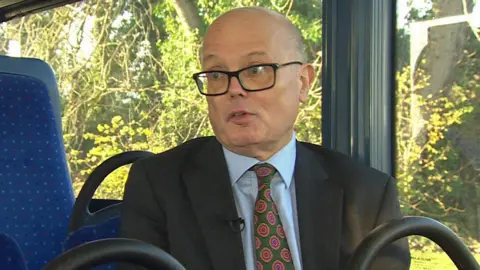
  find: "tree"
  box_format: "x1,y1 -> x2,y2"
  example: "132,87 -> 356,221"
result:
396,0 -> 480,244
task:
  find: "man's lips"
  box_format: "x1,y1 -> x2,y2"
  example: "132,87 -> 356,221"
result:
227,110 -> 256,124
227,110 -> 253,120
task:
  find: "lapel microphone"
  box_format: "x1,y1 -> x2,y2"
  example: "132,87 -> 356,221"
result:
228,217 -> 245,232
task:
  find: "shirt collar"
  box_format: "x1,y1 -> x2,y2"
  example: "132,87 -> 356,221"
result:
222,132 -> 297,188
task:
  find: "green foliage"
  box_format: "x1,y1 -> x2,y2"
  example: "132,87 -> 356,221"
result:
410,250 -> 480,269
393,24 -> 480,249
69,115 -> 154,198
395,64 -> 478,249
154,2 -> 212,146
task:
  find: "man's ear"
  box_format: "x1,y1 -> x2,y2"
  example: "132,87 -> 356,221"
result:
299,63 -> 315,103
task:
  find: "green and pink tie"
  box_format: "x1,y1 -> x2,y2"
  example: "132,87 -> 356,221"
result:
252,163 -> 295,270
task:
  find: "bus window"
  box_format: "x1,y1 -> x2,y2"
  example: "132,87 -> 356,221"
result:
0,0 -> 323,200
395,0 -> 480,268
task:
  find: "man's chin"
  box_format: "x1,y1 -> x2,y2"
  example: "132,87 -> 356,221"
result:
229,137 -> 260,148
222,133 -> 262,149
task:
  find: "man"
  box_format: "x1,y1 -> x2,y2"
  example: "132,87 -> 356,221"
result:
120,6 -> 411,270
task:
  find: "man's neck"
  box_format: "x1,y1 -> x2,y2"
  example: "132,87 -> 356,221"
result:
222,131 -> 297,186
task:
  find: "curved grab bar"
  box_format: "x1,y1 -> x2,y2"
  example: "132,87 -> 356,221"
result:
43,238 -> 186,270
346,216 -> 480,270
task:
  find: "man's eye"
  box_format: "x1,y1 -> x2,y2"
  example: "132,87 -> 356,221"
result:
209,72 -> 223,80
247,66 -> 265,76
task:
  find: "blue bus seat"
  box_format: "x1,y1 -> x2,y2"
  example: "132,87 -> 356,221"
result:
63,216 -> 120,269
0,232 -> 27,270
0,59 -> 75,270
62,151 -> 154,270
0,55 -> 63,135
63,216 -> 120,250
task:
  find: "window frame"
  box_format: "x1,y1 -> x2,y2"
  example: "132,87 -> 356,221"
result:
322,0 -> 396,175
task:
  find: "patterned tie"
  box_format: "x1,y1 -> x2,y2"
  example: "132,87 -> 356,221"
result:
252,163 -> 295,270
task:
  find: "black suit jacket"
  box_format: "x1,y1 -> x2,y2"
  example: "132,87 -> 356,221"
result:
119,136 -> 411,269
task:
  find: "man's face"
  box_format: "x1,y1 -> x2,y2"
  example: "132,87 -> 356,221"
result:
200,10 -> 313,159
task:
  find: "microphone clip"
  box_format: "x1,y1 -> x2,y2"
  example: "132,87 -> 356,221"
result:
228,217 -> 245,232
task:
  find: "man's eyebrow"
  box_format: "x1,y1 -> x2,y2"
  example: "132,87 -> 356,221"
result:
246,51 -> 270,58
202,54 -> 218,63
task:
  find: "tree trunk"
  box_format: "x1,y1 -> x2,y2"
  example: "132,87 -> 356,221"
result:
410,0 -> 472,141
171,0 -> 204,35
417,0 -> 471,97
411,0 -> 479,241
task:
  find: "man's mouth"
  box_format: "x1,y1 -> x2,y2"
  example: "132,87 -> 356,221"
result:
228,110 -> 253,121
232,111 -> 247,117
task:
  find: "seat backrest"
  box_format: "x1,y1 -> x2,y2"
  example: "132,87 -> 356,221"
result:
63,216 -> 120,270
0,232 -> 27,270
0,55 -> 63,135
0,59 -> 75,270
63,216 -> 120,251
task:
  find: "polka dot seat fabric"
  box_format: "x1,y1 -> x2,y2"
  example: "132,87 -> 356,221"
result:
0,55 -> 63,135
0,232 -> 27,270
0,73 -> 75,270
63,216 -> 120,269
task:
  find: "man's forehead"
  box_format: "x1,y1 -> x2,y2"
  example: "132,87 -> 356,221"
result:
199,8 -> 302,64
205,19 -> 279,39
202,23 -> 286,55
201,22 -> 280,63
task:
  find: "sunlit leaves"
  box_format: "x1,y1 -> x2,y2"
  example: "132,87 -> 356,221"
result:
394,62 -> 478,250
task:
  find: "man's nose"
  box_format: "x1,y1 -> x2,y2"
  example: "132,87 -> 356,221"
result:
228,77 -> 247,97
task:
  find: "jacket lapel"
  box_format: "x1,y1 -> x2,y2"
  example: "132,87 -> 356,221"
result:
295,142 -> 344,270
182,138 -> 245,270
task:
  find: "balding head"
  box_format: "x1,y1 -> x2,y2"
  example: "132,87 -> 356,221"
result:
200,7 -> 306,65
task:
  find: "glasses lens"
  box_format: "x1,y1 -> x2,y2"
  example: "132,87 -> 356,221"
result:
195,65 -> 276,95
197,72 -> 228,95
239,65 -> 274,90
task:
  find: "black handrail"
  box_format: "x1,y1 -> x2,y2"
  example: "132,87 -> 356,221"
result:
68,150 -> 154,232
43,238 -> 186,270
346,216 -> 480,270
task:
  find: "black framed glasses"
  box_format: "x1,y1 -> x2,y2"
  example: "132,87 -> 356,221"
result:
192,61 -> 303,96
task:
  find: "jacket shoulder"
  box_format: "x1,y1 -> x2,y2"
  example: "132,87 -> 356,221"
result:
299,141 -> 393,189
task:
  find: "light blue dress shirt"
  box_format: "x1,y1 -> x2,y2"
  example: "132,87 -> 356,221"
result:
222,133 -> 302,270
